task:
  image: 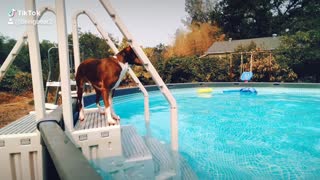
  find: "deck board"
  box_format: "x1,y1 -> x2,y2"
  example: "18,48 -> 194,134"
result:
75,108 -> 118,130
0,114 -> 36,135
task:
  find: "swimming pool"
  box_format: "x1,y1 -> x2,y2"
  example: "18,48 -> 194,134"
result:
88,86 -> 320,179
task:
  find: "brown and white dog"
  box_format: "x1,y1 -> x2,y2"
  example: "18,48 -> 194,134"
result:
75,46 -> 143,125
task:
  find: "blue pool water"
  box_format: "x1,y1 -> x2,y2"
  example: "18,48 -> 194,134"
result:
89,87 -> 320,179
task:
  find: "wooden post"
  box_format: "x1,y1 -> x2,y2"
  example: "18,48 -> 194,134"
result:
250,52 -> 253,72
269,52 -> 272,81
240,52 -> 243,74
229,53 -> 233,80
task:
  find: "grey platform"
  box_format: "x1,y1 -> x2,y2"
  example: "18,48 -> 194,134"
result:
0,113 -> 36,135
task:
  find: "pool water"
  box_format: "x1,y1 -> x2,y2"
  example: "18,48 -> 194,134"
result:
89,87 -> 320,179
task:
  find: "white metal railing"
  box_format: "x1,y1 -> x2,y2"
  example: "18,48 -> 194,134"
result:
55,0 -> 73,133
25,0 -> 46,120
99,0 -> 178,151
71,10 -> 150,124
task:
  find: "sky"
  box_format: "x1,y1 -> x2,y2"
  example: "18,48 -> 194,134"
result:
0,0 -> 188,47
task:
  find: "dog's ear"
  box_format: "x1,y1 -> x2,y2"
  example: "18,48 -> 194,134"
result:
125,46 -> 132,52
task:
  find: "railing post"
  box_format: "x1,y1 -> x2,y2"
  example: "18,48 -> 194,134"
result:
72,14 -> 81,74
25,0 -> 46,120
55,0 -> 73,133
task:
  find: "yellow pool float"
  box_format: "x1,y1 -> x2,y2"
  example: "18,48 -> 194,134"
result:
197,87 -> 213,93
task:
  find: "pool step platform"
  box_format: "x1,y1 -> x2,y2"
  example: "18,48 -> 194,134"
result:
74,108 -> 115,130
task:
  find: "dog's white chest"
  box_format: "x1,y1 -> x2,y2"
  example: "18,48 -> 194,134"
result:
112,62 -> 129,89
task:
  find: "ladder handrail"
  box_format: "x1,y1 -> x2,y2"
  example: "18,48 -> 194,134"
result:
72,10 -> 150,124
0,33 -> 27,82
99,0 -> 178,151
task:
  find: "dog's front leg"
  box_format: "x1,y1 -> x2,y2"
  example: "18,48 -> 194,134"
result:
76,78 -> 85,121
109,92 -> 120,121
102,89 -> 117,125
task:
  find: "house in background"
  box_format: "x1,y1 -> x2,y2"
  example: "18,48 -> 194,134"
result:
201,35 -> 281,79
201,35 -> 281,58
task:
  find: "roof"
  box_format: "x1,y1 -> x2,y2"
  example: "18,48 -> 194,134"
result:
205,36 -> 281,55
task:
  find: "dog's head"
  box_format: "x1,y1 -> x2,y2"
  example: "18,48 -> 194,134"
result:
117,46 -> 143,66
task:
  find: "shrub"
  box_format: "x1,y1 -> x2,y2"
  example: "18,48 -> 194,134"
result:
244,56 -> 297,82
0,66 -> 18,91
155,56 -> 230,83
0,70 -> 33,94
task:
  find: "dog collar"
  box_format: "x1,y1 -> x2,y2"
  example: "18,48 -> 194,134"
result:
112,62 -> 129,89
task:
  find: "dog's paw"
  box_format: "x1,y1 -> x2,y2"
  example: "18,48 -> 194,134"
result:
107,119 -> 117,126
112,114 -> 121,121
79,111 -> 85,121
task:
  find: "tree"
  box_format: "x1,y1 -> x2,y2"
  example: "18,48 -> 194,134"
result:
186,0 -> 320,39
277,31 -> 320,82
271,0 -> 320,35
78,32 -> 113,60
0,35 -> 16,65
185,0 -> 215,23
165,22 -> 224,58
210,0 -> 273,39
118,37 -> 129,50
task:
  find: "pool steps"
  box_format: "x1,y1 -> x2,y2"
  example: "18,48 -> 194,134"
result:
144,137 -> 197,180
0,114 -> 42,180
0,113 -> 197,179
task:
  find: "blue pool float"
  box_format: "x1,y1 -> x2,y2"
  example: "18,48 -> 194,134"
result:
240,87 -> 257,94
223,87 -> 257,94
223,89 -> 240,93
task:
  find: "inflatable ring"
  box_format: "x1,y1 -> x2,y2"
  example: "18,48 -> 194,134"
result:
197,88 -> 213,93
